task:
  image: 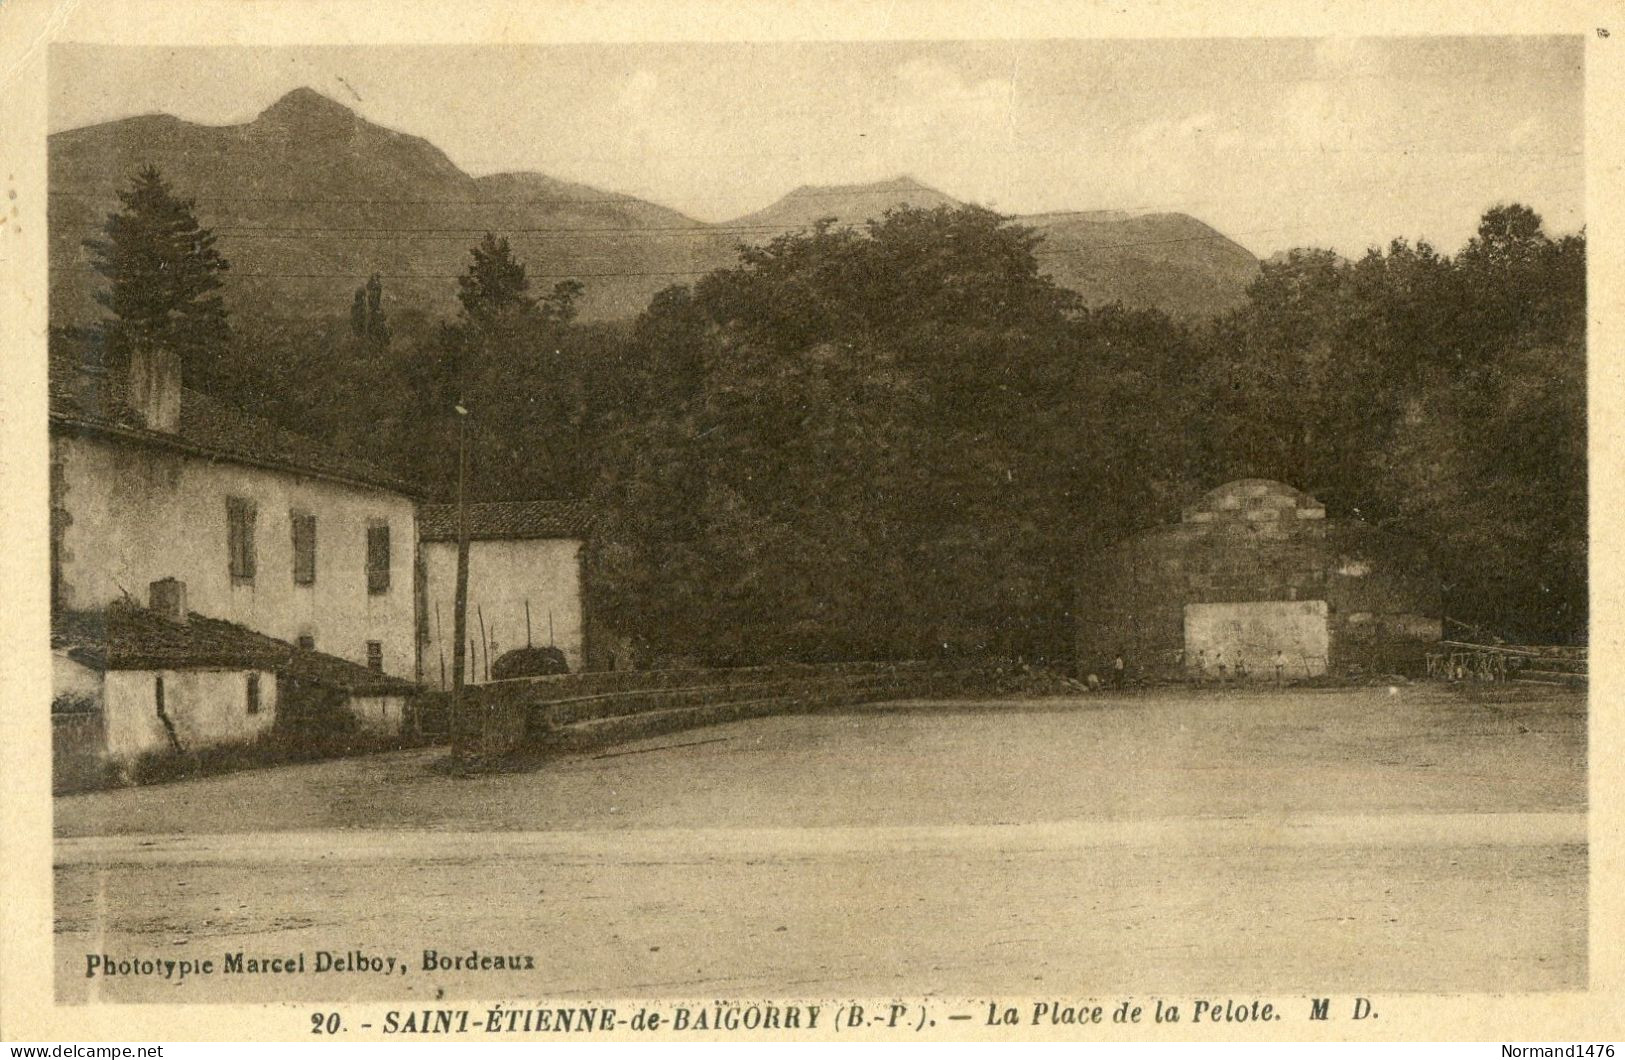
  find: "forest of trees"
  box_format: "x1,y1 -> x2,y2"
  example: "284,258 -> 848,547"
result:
72,172 -> 1587,665
584,204 -> 1586,663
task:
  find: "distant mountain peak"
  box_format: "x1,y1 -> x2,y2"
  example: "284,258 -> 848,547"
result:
784,174 -> 941,199
254,87 -> 359,129
880,174 -> 930,191
730,176 -> 960,230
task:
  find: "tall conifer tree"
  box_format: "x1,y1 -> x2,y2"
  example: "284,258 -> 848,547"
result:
84,165 -> 231,369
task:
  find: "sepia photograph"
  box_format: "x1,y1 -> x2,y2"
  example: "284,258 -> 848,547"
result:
1,2 -> 1615,1043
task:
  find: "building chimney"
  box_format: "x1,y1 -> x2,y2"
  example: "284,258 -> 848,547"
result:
127,344 -> 182,433
149,578 -> 188,624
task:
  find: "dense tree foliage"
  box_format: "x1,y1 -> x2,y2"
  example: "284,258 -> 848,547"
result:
1183,206 -> 1585,640
70,179 -> 1583,660
403,235 -> 635,502
1375,209 -> 1587,641
585,203 -> 1586,661
587,208 -> 1203,664
155,237 -> 630,506
84,166 -> 231,371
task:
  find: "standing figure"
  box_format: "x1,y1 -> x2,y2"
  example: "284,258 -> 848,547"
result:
1112,650 -> 1127,689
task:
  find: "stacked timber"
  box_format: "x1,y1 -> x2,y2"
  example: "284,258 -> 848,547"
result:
1427,641 -> 1586,687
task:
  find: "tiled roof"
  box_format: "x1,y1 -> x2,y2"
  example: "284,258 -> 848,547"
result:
53,603 -> 417,696
419,499 -> 593,542
49,346 -> 419,496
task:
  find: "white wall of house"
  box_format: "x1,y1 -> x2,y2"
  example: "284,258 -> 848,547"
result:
350,694 -> 410,735
421,537 -> 584,685
52,651 -> 105,707
103,667 -> 278,759
52,433 -> 418,679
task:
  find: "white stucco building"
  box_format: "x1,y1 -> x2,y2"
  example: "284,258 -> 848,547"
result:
49,339 -> 425,784
51,586 -> 418,781
419,499 -> 591,684
53,597 -> 282,761
50,344 -> 421,680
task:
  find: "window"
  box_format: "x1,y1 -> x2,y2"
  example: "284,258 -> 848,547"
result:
296,634 -> 315,650
227,497 -> 257,581
366,522 -> 391,594
246,673 -> 261,714
366,641 -> 383,673
291,512 -> 317,585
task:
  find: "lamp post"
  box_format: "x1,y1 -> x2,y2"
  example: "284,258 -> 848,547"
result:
450,402 -> 471,756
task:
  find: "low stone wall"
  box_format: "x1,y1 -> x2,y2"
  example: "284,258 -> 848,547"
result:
52,710 -> 107,794
452,660 -> 953,758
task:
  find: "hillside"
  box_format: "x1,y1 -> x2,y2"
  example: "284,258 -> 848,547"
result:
723,185 -> 1258,318
50,88 -> 1258,326
49,88 -> 726,324
1026,211 -> 1261,320
727,175 -> 962,231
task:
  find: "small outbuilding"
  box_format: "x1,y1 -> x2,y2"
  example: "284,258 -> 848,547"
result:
1074,479 -> 1442,682
419,499 -> 591,684
52,578 -> 418,787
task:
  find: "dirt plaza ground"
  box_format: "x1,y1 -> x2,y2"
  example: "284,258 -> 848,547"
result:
53,686 -> 1587,1003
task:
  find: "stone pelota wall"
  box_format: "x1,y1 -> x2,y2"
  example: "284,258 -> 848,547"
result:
1075,480 -> 1441,680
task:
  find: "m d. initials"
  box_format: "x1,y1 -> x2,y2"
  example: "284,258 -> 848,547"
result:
1308,998 -> 1375,1020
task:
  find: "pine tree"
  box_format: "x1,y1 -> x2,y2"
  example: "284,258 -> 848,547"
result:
541,279 -> 585,329
83,165 -> 231,370
456,233 -> 535,330
350,272 -> 390,349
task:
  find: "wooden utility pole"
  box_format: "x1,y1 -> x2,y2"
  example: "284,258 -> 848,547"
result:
450,403 -> 471,755
477,603 -> 491,681
435,601 -> 446,690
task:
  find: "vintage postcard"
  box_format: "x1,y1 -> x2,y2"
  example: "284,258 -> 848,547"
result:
1,0 -> 1621,1044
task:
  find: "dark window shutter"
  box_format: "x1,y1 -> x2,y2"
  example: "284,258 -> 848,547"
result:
366,523 -> 391,594
228,497 -> 257,581
292,512 -> 317,585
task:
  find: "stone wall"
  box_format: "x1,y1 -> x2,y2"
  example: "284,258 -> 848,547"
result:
52,711 -> 107,793
1076,480 -> 1441,680
451,660 -> 951,758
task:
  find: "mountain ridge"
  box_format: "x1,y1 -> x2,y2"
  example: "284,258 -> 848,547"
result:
49,88 -> 1260,325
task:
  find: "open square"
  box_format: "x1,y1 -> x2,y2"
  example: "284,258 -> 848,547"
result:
54,686 -> 1586,1003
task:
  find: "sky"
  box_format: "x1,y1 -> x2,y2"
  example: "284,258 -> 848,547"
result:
50,37 -> 1584,257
